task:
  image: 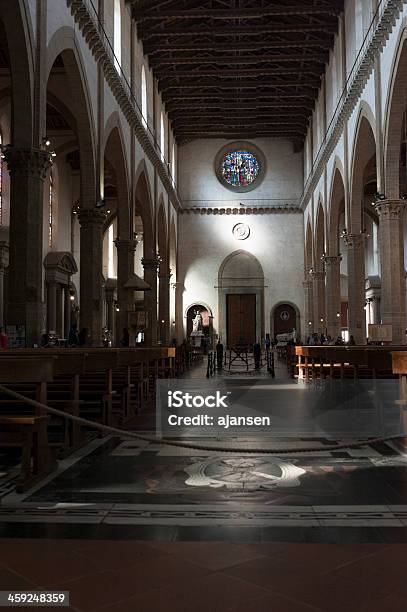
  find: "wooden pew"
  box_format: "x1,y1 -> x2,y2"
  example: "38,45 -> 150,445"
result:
0,357 -> 56,491
296,346 -> 407,380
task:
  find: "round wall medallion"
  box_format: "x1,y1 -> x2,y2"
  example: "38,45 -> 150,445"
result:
280,310 -> 290,321
233,223 -> 250,240
215,141 -> 266,193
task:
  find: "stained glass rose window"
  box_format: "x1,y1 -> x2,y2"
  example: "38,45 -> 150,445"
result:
221,150 -> 260,189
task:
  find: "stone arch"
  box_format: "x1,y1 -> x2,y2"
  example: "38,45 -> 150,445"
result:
103,116 -> 130,237
185,302 -> 213,342
0,0 -> 34,146
218,250 -> 264,346
157,195 -> 168,260
315,199 -> 325,265
46,29 -> 97,206
271,301 -> 301,338
218,249 -> 263,283
134,162 -> 154,258
305,217 -> 313,271
383,27 -> 407,199
169,215 -> 177,277
328,163 -> 346,254
349,111 -> 377,232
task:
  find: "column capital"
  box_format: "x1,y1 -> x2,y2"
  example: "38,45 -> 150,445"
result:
77,207 -> 106,227
3,146 -> 52,180
374,199 -> 406,220
142,257 -> 160,271
343,233 -> 366,249
114,238 -> 137,252
310,270 -> 325,281
323,254 -> 342,267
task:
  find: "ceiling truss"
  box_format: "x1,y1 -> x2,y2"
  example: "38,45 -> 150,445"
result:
127,0 -> 344,144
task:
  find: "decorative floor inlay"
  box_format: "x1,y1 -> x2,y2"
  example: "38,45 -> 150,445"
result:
0,434 -> 406,539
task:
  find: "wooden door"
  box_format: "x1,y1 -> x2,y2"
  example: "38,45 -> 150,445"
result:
227,294 -> 256,347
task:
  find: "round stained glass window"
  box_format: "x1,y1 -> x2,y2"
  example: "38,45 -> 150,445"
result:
221,150 -> 260,189
215,143 -> 265,193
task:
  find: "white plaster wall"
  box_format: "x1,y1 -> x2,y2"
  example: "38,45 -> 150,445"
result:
178,213 -> 305,340
179,138 -> 303,206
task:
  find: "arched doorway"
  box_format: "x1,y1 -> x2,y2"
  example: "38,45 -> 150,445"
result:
272,303 -> 298,338
186,303 -> 213,349
218,250 -> 264,347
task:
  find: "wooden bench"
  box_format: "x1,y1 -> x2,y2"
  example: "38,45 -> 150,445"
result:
0,357 -> 56,492
296,346 -> 407,380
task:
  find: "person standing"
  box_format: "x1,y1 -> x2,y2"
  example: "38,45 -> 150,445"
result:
120,328 -> 130,347
216,340 -> 224,370
0,327 -> 8,349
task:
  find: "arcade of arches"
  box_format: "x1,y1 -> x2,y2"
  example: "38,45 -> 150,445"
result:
1,2 -> 407,350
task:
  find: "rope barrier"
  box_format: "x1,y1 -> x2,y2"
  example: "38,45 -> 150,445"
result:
0,383 -> 404,455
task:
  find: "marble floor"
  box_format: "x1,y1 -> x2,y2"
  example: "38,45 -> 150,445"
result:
1,358 -> 407,610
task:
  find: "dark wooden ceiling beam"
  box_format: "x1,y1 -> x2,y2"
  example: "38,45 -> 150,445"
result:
139,24 -> 337,38
145,40 -> 331,54
169,110 -> 309,119
156,67 -> 323,79
150,54 -> 327,67
163,92 -> 315,102
177,129 -> 307,137
173,123 -> 308,131
160,80 -> 320,93
166,103 -> 314,113
132,5 -> 342,20
130,0 -> 342,141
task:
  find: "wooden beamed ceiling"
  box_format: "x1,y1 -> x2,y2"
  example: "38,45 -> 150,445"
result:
128,0 -> 344,145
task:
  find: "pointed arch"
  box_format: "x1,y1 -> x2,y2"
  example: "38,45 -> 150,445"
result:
384,30 -> 407,199
169,214 -> 177,277
350,110 -> 377,232
328,162 -> 346,254
0,0 -> 34,146
305,217 -> 313,272
218,249 -> 264,282
103,113 -> 130,237
315,199 -> 325,265
157,195 -> 168,261
46,32 -> 97,206
134,160 -> 154,258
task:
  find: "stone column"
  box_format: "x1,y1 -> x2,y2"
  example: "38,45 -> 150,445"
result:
4,147 -> 51,346
56,285 -> 63,336
77,207 -> 106,346
104,283 -> 116,338
158,267 -> 171,345
375,200 -> 406,344
0,241 -> 9,327
142,257 -> 160,346
172,281 -> 184,343
115,238 -> 137,344
47,281 -> 57,334
346,234 -> 367,345
325,255 -> 342,339
311,270 -> 326,334
372,296 -> 381,325
303,277 -> 314,335
64,286 -> 71,338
